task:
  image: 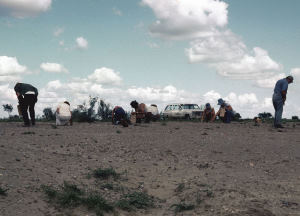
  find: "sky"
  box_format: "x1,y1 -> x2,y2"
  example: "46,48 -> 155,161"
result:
0,0 -> 299,118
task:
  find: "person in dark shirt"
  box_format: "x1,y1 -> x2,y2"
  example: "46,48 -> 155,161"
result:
272,76 -> 293,128
112,106 -> 128,127
14,83 -> 38,127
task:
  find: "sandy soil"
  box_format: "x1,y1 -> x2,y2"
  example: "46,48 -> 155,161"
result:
0,121 -> 300,216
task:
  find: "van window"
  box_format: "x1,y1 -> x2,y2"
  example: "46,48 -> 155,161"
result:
173,105 -> 179,110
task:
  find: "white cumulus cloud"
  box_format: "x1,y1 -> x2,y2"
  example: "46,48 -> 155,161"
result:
141,0 -> 228,40
0,56 -> 27,82
76,37 -> 88,49
256,73 -> 285,88
291,68 -> 300,81
143,0 -> 282,84
0,0 -> 52,18
88,67 -> 122,85
40,62 -> 68,73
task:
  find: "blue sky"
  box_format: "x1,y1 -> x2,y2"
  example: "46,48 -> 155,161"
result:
0,0 -> 299,118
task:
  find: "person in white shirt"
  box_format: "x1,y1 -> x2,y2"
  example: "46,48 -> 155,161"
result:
56,101 -> 72,126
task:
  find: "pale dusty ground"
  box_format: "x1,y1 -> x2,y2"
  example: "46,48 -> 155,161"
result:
0,121 -> 300,216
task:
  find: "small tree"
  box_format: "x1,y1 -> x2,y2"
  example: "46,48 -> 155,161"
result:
292,116 -> 299,121
2,104 -> 13,117
97,99 -> 112,121
234,113 -> 242,121
258,112 -> 272,119
72,97 -> 98,122
43,108 -> 55,120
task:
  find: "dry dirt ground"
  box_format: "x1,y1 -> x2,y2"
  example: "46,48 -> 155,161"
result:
0,121 -> 300,216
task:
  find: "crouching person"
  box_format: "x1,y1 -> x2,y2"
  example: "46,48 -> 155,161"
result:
146,104 -> 160,122
213,98 -> 234,123
130,100 -> 146,123
112,106 -> 128,127
56,101 -> 72,126
201,103 -> 216,122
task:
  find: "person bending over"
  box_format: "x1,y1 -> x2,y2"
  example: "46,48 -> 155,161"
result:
112,106 -> 128,127
201,103 -> 216,122
14,82 -> 38,127
56,101 -> 72,126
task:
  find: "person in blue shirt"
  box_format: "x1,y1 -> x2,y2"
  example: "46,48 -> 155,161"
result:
272,76 -> 293,128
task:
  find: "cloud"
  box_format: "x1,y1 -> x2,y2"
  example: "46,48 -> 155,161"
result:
40,62 -> 68,73
88,67 -> 122,85
0,56 -> 27,82
143,0 -> 282,84
76,37 -> 88,49
291,68 -> 300,81
54,27 -> 64,37
59,40 -> 64,46
112,7 -> 122,16
186,31 -> 281,80
0,0 -> 52,18
256,73 -> 285,88
141,0 -> 228,40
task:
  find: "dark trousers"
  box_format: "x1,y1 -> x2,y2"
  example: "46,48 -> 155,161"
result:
19,94 -> 37,125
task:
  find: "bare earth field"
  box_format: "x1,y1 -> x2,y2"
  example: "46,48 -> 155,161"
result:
0,121 -> 300,216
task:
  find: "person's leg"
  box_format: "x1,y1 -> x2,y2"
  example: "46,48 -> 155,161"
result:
21,96 -> 30,126
273,94 -> 283,127
272,98 -> 278,127
28,95 -> 36,125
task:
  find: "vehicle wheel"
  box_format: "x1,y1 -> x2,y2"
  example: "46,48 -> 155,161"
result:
185,114 -> 191,120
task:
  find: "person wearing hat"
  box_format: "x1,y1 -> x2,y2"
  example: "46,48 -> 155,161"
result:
201,103 -> 216,122
272,76 -> 294,128
213,98 -> 234,123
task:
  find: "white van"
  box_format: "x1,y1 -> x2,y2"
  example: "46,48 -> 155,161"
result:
162,103 -> 203,120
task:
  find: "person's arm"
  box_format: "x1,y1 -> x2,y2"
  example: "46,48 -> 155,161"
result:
281,90 -> 287,104
201,110 -> 205,122
210,109 -> 216,122
111,108 -> 115,123
212,109 -> 219,121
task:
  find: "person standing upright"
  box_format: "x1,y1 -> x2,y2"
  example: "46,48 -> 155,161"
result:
272,76 -> 293,128
14,83 -> 38,127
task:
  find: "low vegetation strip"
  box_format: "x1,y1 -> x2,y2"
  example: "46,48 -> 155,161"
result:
41,182 -> 114,216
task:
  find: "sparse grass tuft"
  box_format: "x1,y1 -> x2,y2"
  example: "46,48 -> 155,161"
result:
171,203 -> 195,213
161,122 -> 167,126
116,130 -> 122,134
83,193 -> 114,216
51,124 -> 57,129
42,182 -> 113,216
175,183 -> 185,193
101,183 -> 114,190
93,168 -> 120,180
22,131 -> 35,135
116,192 -> 154,211
0,187 -> 8,196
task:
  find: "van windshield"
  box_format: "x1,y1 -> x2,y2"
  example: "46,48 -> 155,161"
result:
182,104 -> 200,109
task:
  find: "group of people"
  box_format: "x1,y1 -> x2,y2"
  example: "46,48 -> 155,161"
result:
14,75 -> 294,128
201,98 -> 234,123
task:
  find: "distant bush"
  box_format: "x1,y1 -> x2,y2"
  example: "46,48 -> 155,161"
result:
97,99 -> 112,121
258,112 -> 272,119
43,107 -> 56,121
2,104 -> 13,117
292,116 -> 299,120
72,97 -> 98,122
